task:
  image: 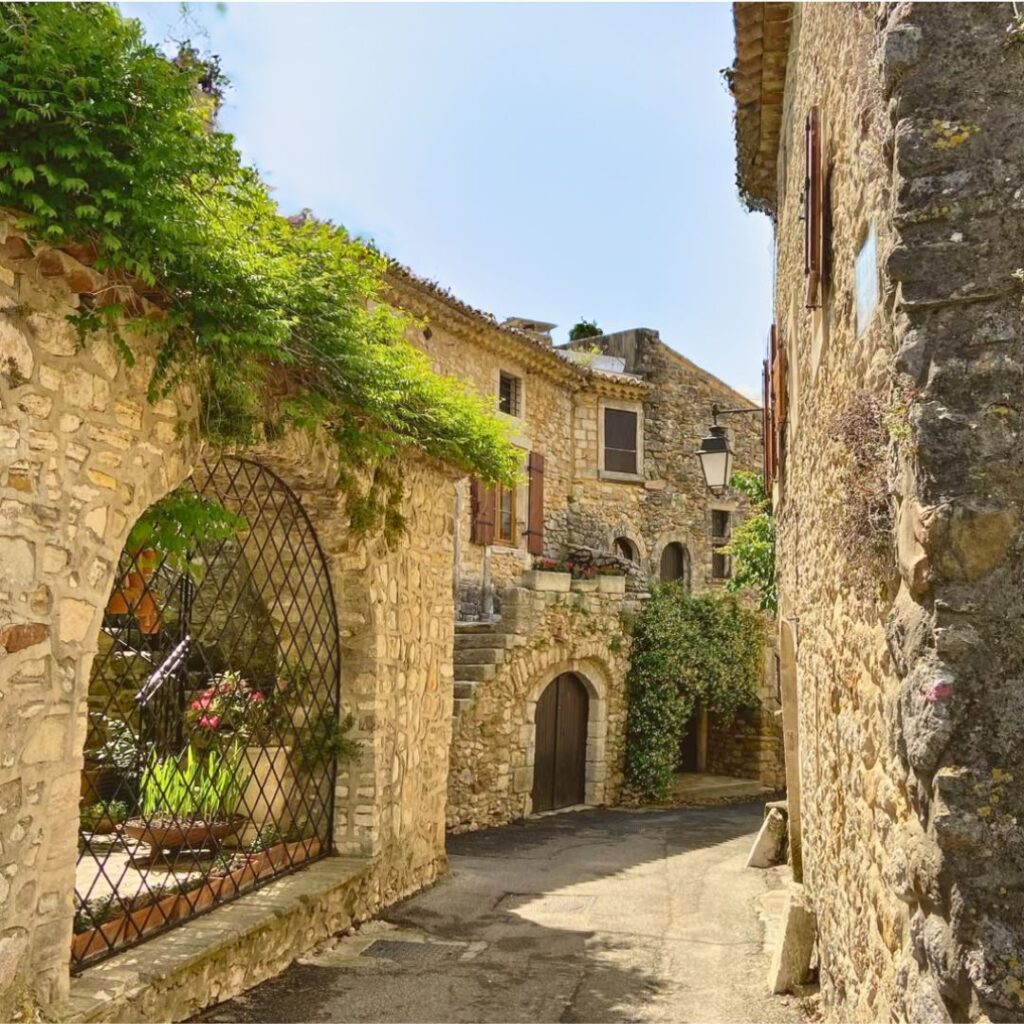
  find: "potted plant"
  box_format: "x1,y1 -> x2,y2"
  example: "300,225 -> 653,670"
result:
568,562 -> 599,593
80,799 -> 129,836
522,557 -> 572,593
597,565 -> 627,595
123,745 -> 247,850
186,670 -> 295,841
82,712 -> 142,806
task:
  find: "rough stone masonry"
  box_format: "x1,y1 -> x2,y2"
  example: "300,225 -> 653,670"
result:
732,3 -> 1024,1020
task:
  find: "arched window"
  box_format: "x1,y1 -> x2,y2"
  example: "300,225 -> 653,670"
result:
613,537 -> 637,562
660,542 -> 691,589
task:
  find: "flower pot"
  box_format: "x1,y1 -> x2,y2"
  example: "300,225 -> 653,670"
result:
241,745 -> 295,843
598,575 -> 626,595
522,570 -> 571,593
570,578 -> 599,593
122,815 -> 245,850
105,587 -> 131,615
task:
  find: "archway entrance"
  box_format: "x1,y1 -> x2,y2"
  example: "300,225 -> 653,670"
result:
660,542 -> 691,588
532,674 -> 589,813
74,456 -> 340,970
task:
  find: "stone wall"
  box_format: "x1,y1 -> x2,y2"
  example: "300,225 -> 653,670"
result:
446,586 -> 633,831
0,221 -> 455,1018
767,4 -> 1024,1020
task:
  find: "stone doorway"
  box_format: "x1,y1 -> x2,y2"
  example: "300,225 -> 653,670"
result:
531,673 -> 588,813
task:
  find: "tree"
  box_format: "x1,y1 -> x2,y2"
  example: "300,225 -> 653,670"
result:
725,472 -> 777,614
568,319 -> 603,342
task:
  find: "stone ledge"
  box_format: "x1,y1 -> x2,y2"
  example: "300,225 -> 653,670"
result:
62,856 -> 377,1024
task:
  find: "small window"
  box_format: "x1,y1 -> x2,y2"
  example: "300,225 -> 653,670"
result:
604,408 -> 638,475
711,510 -> 731,543
498,372 -> 522,417
712,550 -> 731,580
497,484 -> 515,543
613,537 -> 637,562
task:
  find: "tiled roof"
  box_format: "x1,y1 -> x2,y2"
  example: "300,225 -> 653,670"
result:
729,3 -> 793,213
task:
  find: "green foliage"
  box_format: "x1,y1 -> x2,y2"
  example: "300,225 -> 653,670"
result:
80,799 -> 128,831
624,586 -> 764,801
127,491 -> 246,577
568,319 -> 603,342
139,745 -> 245,821
0,4 -> 519,536
296,711 -> 361,774
724,472 -> 777,614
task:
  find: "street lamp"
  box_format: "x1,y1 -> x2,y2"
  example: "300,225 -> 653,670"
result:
695,403 -> 763,494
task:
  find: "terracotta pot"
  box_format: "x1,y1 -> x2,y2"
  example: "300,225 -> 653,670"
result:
72,914 -> 129,962
122,815 -> 245,850
133,591 -> 161,634
241,745 -> 295,843
105,587 -> 131,615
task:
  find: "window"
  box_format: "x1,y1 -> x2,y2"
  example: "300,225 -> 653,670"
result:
711,510 -> 731,580
604,408 -> 638,475
660,543 -> 690,589
498,372 -> 522,417
711,510 -> 731,544
497,484 -> 515,544
613,537 -> 638,562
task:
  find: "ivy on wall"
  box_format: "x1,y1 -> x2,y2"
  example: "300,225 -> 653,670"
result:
724,472 -> 777,614
623,586 -> 764,801
0,4 -> 519,537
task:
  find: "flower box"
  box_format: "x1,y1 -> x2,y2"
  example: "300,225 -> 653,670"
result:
522,570 -> 571,593
570,578 -> 599,593
598,575 -> 626,595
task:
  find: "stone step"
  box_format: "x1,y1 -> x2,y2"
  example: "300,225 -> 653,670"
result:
456,663 -> 495,683
453,697 -> 473,716
455,619 -> 503,634
453,680 -> 477,700
454,632 -> 516,650
454,646 -> 505,666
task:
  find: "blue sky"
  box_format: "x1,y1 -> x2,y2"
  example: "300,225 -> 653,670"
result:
122,2 -> 773,397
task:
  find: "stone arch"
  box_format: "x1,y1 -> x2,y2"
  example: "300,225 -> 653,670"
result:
606,524 -> 646,565
522,657 -> 613,812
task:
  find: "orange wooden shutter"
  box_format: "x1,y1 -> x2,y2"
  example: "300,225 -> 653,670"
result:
762,356 -> 774,488
470,479 -> 495,545
804,105 -> 822,309
770,325 -> 787,475
524,452 -> 545,556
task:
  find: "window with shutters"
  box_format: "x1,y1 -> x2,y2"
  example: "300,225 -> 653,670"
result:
470,479 -> 495,546
498,372 -> 522,417
600,402 -> 643,479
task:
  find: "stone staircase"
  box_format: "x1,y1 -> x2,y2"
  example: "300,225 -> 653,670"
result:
452,620 -> 518,717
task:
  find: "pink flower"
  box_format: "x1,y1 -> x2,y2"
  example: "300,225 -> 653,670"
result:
924,681 -> 954,703
249,692 -> 265,702
198,714 -> 222,729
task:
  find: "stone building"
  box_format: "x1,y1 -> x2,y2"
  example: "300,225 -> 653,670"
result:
732,3 -> 1024,1020
0,216 -> 456,1020
386,267 -> 784,830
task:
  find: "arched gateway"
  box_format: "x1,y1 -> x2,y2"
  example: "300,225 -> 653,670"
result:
531,673 -> 589,813
74,456 -> 340,969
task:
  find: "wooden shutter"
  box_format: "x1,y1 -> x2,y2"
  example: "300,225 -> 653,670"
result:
524,451 -> 545,556
804,105 -> 823,309
470,479 -> 495,546
770,325 -> 788,475
762,356 -> 774,489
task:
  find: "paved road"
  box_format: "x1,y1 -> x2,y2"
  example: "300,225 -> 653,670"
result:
198,804 -> 801,1023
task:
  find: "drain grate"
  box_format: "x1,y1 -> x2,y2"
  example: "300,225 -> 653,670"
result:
362,939 -> 467,965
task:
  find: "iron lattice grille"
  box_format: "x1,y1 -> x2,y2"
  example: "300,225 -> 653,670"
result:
73,456 -> 341,970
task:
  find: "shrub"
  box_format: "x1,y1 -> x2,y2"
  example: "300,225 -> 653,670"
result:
724,472 -> 776,614
624,587 -> 764,801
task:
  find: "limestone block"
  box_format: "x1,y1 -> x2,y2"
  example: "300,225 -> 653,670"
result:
767,885 -> 817,994
746,807 -> 788,868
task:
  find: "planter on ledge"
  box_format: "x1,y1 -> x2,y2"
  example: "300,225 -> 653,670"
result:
570,578 -> 599,593
522,570 -> 571,593
597,575 -> 626,595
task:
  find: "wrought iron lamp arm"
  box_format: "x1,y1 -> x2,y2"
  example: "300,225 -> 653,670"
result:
711,403 -> 764,424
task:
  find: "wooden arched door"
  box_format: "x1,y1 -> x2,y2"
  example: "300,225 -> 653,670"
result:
532,673 -> 589,813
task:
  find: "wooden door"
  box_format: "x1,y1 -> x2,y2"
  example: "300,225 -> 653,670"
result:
532,674 -> 589,813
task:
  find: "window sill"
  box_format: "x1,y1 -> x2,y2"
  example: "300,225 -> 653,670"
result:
598,469 -> 645,485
